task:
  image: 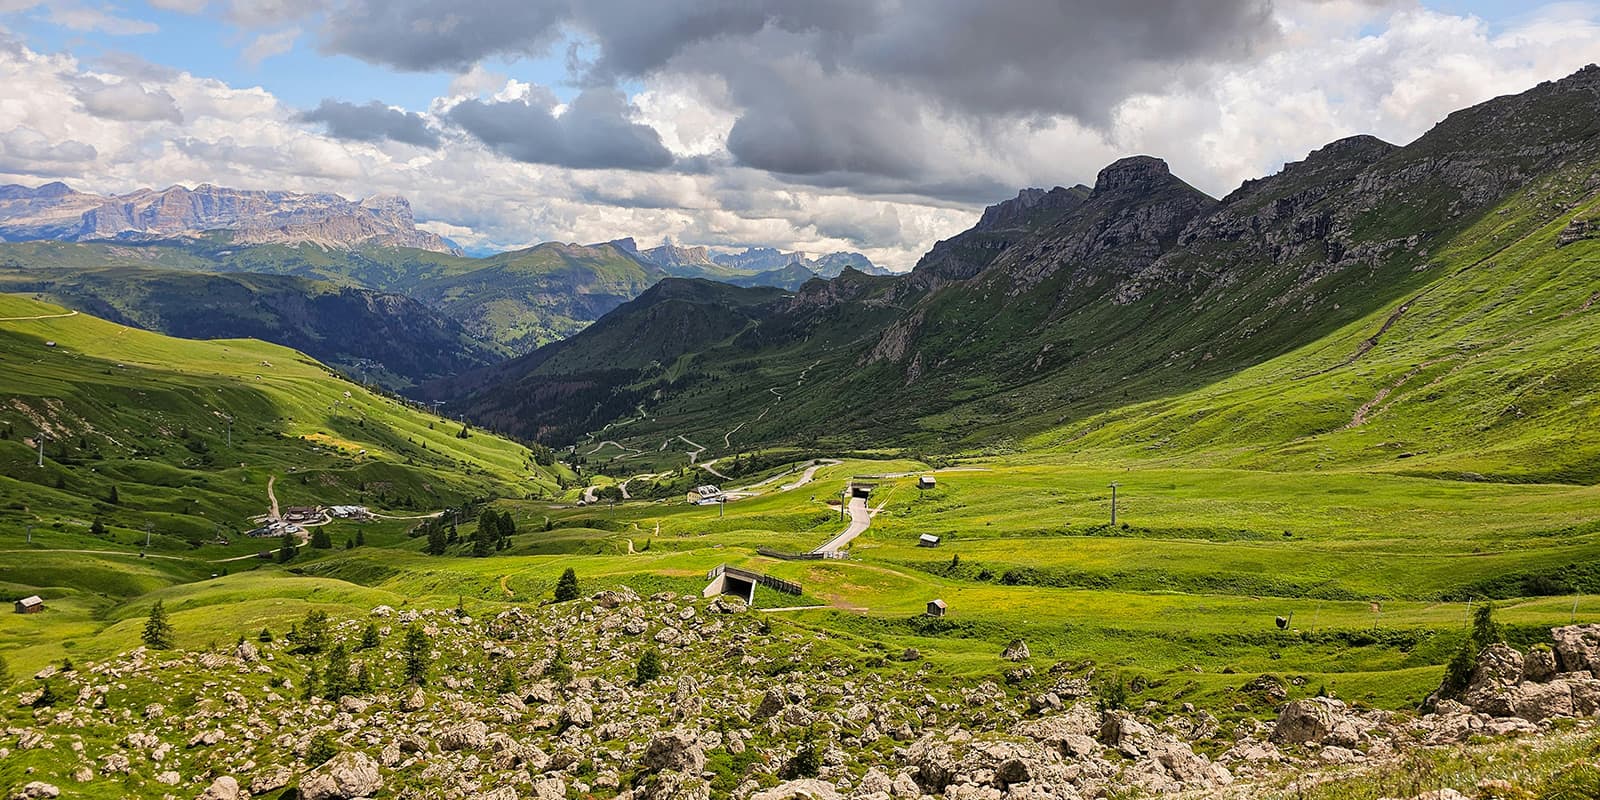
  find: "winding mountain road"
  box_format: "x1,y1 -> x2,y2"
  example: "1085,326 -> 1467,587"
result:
812,495 -> 872,554
0,310 -> 79,322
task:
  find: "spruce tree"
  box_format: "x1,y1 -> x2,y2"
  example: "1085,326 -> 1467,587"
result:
90,518 -> 107,536
298,609 -> 329,654
277,531 -> 296,562
473,510 -> 497,557
106,485 -> 119,505
359,622 -> 381,650
402,625 -> 430,685
323,644 -> 351,700
355,662 -> 373,692
310,528 -> 333,549
355,530 -> 366,546
141,600 -> 175,650
425,523 -> 448,555
554,567 -> 580,602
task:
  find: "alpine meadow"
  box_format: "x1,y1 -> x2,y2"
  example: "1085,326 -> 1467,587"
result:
7,3 -> 1600,800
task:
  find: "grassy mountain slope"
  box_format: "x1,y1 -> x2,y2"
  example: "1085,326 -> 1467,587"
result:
445,68 -> 1600,467
0,293 -> 568,562
410,241 -> 666,353
0,266 -> 505,390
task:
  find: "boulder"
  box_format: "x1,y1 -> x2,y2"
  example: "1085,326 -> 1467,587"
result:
751,779 -> 842,800
195,776 -> 241,800
250,765 -> 293,795
560,700 -> 594,728
1523,646 -> 1559,683
299,751 -> 383,800
753,688 -> 786,720
642,731 -> 705,774
438,720 -> 489,751
14,783 -> 59,799
1002,639 -> 1031,662
1552,624 -> 1600,675
1270,698 -> 1338,745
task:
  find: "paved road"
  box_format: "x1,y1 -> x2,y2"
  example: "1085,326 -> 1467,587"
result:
780,459 -> 842,491
812,496 -> 871,554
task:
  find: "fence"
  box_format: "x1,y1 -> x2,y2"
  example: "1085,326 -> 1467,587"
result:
756,547 -> 847,561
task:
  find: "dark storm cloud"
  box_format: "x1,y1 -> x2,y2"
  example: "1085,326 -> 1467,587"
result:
298,99 -> 440,148
446,89 -> 675,171
316,0 -> 567,72
259,1 -> 1297,197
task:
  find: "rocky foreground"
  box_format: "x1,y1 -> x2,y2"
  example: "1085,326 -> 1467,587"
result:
5,590 -> 1600,799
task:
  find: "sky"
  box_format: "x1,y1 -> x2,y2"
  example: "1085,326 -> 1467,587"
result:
2,1 -> 1600,268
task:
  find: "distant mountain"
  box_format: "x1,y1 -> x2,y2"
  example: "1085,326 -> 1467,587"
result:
408,240 -> 668,354
0,182 -> 459,254
0,237 -> 662,356
439,65 -> 1600,481
634,243 -> 888,287
0,266 -> 502,390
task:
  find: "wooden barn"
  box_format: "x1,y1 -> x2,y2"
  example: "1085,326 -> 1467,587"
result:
926,599 -> 947,617
14,595 -> 44,614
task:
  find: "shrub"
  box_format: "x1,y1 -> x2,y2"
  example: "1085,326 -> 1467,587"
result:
635,649 -> 663,686
306,731 -> 338,766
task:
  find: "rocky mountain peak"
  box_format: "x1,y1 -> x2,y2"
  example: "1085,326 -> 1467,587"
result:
976,185 -> 1088,231
1092,156 -> 1172,195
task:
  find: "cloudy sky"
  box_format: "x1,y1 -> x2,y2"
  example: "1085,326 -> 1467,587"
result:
1,0 -> 1599,267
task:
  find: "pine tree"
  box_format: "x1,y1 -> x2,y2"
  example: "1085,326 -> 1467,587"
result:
554,567 -> 580,602
355,661 -> 373,692
258,627 -> 273,643
310,528 -> 333,549
425,523 -> 448,555
402,625 -> 430,686
106,485 -> 119,505
323,644 -> 351,700
355,530 -> 366,547
297,609 -> 329,654
90,518 -> 106,536
277,531 -> 296,563
473,510 -> 496,557
142,600 -> 175,650
359,622 -> 381,650
301,663 -> 320,700
344,537 -> 354,550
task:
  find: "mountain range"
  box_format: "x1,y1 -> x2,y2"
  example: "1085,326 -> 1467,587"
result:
435,65 -> 1600,483
0,182 -> 459,254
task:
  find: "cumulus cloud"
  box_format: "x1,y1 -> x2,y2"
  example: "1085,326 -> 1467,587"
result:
299,99 -> 439,148
447,88 -> 675,170
47,4 -> 158,35
73,76 -> 183,123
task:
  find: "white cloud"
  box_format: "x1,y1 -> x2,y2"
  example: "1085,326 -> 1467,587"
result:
241,26 -> 298,66
47,4 -> 158,35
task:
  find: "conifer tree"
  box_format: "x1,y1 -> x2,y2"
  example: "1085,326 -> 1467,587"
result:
554,567 -> 580,602
142,600 -> 175,650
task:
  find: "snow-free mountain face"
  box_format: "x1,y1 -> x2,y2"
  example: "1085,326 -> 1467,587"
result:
0,182 -> 459,254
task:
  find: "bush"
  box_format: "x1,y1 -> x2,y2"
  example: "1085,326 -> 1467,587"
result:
306,731 -> 338,766
635,649 -> 663,686
781,728 -> 822,779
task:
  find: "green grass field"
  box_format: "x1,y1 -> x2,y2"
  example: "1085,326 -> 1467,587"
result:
4,289 -> 1600,748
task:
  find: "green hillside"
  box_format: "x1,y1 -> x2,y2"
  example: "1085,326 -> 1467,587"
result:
0,266 -> 506,390
0,293 -> 570,621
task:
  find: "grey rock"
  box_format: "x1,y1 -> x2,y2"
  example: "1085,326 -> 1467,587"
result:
298,751 -> 383,800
